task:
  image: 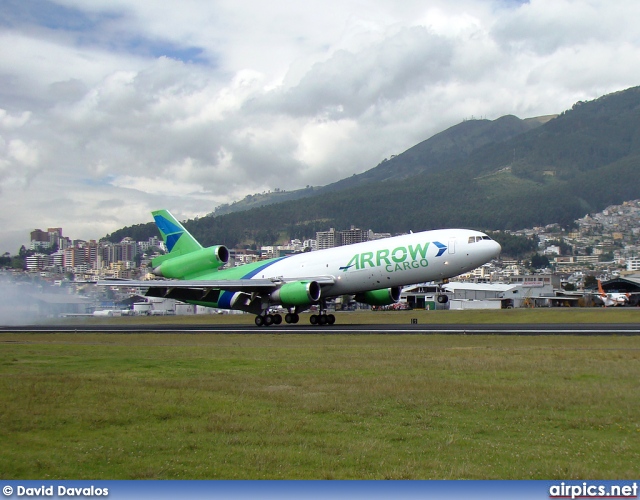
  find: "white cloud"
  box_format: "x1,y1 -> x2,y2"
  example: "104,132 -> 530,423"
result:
295,117 -> 359,174
0,109 -> 32,129
1,0 -> 640,253
7,139 -> 39,168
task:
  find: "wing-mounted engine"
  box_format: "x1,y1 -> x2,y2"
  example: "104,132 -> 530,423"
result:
153,245 -> 229,279
270,280 -> 321,307
354,286 -> 402,306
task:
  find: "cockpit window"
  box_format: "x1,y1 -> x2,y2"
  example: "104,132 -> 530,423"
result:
469,235 -> 493,243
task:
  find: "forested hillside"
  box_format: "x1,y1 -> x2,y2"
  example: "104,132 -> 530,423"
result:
320,113 -> 552,191
105,86 -> 640,248
211,112 -> 552,215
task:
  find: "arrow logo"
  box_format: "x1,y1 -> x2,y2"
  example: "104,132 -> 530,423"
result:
433,241 -> 447,257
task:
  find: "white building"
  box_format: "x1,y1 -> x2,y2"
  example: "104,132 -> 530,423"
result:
443,280 -> 555,308
627,258 -> 640,272
303,239 -> 317,251
544,245 -> 561,256
26,253 -> 49,270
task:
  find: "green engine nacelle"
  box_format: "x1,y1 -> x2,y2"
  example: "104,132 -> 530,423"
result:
153,245 -> 229,279
270,281 -> 321,307
354,286 -> 402,306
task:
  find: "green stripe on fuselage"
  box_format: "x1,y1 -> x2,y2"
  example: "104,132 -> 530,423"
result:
180,257 -> 286,309
195,256 -> 285,281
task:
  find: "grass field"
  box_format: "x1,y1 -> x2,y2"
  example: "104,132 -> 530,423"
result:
1,329 -> 639,479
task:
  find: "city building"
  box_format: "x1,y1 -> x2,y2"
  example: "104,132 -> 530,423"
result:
316,228 -> 337,250
340,226 -> 368,246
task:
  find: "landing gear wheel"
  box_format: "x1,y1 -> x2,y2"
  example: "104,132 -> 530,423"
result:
255,315 -> 264,327
437,294 -> 448,304
264,314 -> 274,326
285,313 -> 299,324
309,313 -> 334,326
273,314 -> 282,325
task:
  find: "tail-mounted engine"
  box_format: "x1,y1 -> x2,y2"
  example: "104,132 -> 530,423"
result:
153,245 -> 229,279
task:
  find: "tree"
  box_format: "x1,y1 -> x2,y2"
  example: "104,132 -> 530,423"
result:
599,252 -> 614,262
489,232 -> 537,258
0,252 -> 10,267
10,256 -> 25,270
584,275 -> 598,289
530,254 -> 550,269
547,239 -> 573,256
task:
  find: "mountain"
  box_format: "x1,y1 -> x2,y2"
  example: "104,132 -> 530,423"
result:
105,86 -> 640,248
319,114 -> 555,191
210,113 -> 554,216
211,186 -> 322,217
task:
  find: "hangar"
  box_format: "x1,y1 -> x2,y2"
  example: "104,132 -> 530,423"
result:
443,282 -> 522,309
590,276 -> 640,306
401,284 -> 446,310
598,276 -> 640,293
444,281 -> 559,308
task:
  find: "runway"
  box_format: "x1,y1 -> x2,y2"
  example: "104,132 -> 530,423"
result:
2,323 -> 640,334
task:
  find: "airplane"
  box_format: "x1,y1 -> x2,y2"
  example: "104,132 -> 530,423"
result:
99,209 -> 502,326
594,279 -> 632,307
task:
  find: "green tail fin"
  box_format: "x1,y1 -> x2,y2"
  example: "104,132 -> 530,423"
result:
151,210 -> 202,266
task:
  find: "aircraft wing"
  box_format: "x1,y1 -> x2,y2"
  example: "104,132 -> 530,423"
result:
99,279 -> 278,292
97,276 -> 336,293
98,277 -> 336,309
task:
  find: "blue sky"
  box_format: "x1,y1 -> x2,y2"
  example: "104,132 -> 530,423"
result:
0,0 -> 639,252
1,0 -> 212,65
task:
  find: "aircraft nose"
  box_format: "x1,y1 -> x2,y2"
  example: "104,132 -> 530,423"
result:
492,240 -> 502,257
481,238 -> 501,261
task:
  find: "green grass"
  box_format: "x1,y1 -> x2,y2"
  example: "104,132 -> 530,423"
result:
1,332 -> 639,479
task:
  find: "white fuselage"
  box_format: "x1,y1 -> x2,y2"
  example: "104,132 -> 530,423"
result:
240,228 -> 501,296
599,293 -> 629,307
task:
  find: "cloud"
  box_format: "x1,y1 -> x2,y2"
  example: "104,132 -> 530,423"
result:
1,0 -> 640,253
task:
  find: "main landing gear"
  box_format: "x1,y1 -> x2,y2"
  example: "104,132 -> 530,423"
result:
254,311 -> 300,326
253,309 -> 335,327
284,312 -> 300,324
309,313 -> 335,326
254,313 -> 282,326
309,299 -> 335,326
